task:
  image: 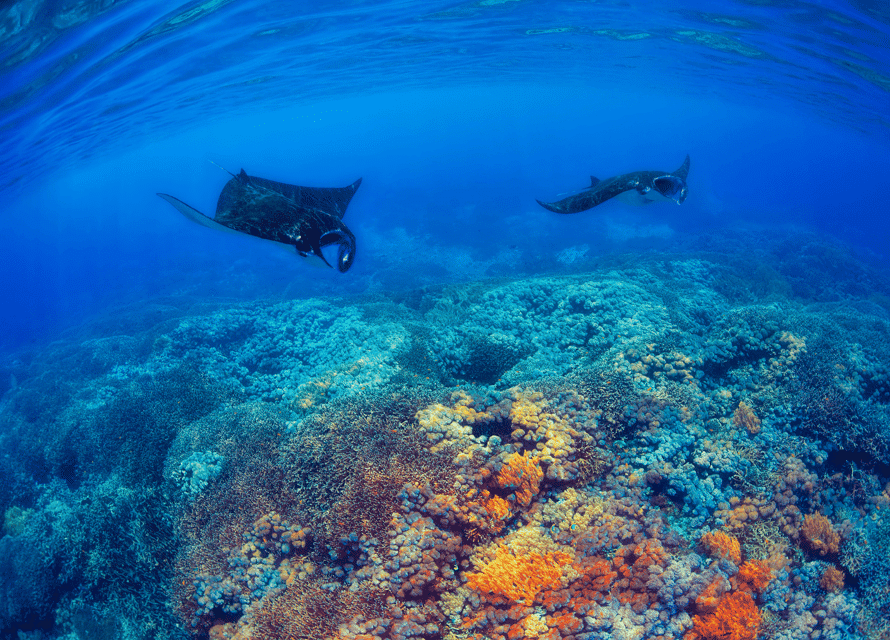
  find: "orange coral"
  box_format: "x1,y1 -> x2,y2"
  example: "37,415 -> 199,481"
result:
695,578 -> 729,613
732,560 -> 773,594
469,491 -> 512,534
481,492 -> 510,519
554,556 -> 616,611
820,566 -> 844,592
549,612 -> 582,634
689,591 -> 761,640
701,531 -> 742,565
495,452 -> 543,507
800,513 -> 840,556
733,401 -> 761,435
764,549 -> 791,576
465,545 -> 570,605
612,538 -> 668,613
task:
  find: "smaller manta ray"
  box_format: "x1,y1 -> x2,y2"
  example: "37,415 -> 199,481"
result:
536,155 -> 690,214
158,168 -> 361,272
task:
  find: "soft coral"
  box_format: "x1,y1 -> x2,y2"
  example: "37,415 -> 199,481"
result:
688,591 -> 761,640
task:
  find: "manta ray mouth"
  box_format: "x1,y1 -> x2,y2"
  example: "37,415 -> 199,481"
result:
320,229 -> 356,272
653,176 -> 688,204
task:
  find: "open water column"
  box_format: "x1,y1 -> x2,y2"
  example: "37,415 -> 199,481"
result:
1,2 -> 889,640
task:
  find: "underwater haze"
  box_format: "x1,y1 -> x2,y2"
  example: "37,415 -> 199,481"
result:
1,1 -> 890,640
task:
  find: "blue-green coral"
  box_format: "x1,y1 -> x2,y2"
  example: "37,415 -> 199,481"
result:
173,451 -> 225,498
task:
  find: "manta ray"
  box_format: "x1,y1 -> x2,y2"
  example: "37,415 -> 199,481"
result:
158,168 -> 361,272
536,155 -> 690,214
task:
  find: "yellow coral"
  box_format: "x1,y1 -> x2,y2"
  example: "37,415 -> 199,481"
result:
507,388 -> 583,480
778,331 -> 806,359
415,390 -> 511,455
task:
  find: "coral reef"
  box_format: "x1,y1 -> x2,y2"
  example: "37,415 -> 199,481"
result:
173,451 -> 225,499
1,246 -> 889,640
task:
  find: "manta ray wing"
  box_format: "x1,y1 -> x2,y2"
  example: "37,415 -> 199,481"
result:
236,172 -> 362,219
216,170 -> 360,221
213,170 -> 360,231
672,155 -> 690,181
156,193 -> 243,236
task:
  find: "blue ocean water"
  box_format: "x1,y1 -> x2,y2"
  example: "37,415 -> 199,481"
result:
1,1 -> 890,640
1,0 -> 888,349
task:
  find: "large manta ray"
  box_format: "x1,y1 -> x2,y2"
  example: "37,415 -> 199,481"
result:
537,155 -> 690,214
158,168 -> 361,272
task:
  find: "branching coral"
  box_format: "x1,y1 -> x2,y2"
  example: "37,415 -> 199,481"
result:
732,401 -> 761,435
465,545 -> 570,605
701,530 -> 742,565
495,451 -> 543,507
819,565 -> 844,593
800,512 -> 840,556
689,591 -> 761,640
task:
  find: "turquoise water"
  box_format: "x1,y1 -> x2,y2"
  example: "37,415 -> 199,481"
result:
0,1 -> 889,639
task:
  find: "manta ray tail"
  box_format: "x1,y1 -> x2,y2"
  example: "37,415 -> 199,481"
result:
208,160 -> 237,178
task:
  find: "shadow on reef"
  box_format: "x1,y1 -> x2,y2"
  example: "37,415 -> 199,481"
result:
2,232 -> 890,640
